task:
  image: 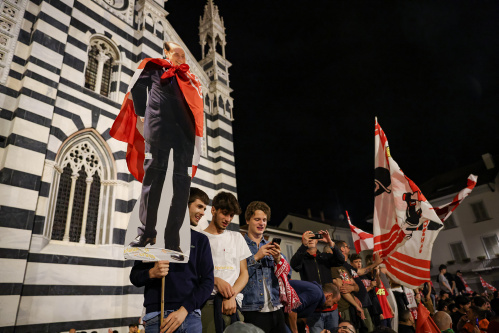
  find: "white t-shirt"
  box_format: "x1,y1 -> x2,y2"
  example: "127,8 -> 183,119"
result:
201,229 -> 252,305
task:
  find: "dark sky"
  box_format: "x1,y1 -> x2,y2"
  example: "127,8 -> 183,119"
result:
166,1 -> 499,230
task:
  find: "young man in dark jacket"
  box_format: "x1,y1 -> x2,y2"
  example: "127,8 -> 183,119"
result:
290,230 -> 345,331
130,188 -> 214,333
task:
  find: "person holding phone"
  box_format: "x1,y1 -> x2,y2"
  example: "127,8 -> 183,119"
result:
290,230 -> 345,331
240,201 -> 289,333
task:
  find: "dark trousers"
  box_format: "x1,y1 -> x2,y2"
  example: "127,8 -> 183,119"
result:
243,309 -> 287,333
138,141 -> 193,249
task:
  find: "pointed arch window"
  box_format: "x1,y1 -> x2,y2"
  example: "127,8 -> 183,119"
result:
84,37 -> 121,100
45,130 -> 116,245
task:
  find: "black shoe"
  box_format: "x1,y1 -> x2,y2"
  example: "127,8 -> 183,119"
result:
167,246 -> 184,261
129,235 -> 156,247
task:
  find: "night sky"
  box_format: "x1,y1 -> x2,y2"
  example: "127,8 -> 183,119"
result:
166,1 -> 499,230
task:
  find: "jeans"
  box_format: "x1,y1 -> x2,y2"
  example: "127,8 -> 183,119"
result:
307,310 -> 339,333
144,310 -> 202,333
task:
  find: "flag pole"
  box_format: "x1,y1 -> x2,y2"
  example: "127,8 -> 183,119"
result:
161,276 -> 165,325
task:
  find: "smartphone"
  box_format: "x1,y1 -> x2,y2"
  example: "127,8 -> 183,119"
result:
271,238 -> 281,245
310,233 -> 323,239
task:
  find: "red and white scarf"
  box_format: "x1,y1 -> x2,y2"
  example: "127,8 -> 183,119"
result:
274,257 -> 301,313
110,58 -> 203,182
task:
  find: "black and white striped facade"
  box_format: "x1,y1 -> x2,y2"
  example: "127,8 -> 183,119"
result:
0,0 -> 237,331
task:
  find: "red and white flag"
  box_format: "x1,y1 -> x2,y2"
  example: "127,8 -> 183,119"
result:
373,119 -> 476,289
346,211 -> 374,253
480,275 -> 497,292
434,175 -> 477,222
458,275 -> 474,294
416,302 -> 440,333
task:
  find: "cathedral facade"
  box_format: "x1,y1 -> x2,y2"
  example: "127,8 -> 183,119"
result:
0,0 -> 237,331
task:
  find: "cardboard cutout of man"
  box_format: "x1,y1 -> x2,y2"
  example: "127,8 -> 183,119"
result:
111,41 -> 204,255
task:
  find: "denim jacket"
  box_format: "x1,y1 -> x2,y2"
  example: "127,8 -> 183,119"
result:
241,234 -> 283,311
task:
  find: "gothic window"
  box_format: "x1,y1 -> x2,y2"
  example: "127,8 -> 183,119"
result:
84,37 -> 120,99
218,96 -> 224,110
46,130 -> 115,245
145,13 -> 154,33
155,21 -> 164,40
225,100 -> 232,119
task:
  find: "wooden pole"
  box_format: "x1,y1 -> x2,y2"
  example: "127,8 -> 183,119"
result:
161,276 -> 165,326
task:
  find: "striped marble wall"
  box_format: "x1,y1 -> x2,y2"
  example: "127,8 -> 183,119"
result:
0,0 -> 237,331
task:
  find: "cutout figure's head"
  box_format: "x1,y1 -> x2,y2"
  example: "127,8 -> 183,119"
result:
164,41 -> 186,66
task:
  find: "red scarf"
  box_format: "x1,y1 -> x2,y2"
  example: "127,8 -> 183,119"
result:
110,58 -> 204,182
274,257 -> 301,313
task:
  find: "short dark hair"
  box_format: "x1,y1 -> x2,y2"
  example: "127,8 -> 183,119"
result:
439,290 -> 449,297
349,253 -> 361,262
335,240 -> 347,249
439,264 -> 447,272
323,283 -> 339,297
189,187 -> 209,205
473,296 -> 488,307
212,191 -> 241,215
456,295 -> 471,307
245,201 -> 271,221
399,309 -> 412,322
437,299 -> 451,311
129,323 -> 138,328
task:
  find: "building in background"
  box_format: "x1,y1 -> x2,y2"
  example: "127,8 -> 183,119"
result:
238,213 -> 356,280
0,0 -> 237,331
423,153 -> 499,292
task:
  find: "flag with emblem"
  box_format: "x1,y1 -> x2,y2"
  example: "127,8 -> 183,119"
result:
373,118 -> 476,289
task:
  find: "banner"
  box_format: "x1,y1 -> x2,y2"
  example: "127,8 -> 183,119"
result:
373,119 -> 476,288
346,211 -> 374,253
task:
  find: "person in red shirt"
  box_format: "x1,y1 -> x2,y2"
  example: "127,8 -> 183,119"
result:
374,267 -> 394,328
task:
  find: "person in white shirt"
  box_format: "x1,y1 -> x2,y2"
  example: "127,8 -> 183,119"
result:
201,191 -> 252,333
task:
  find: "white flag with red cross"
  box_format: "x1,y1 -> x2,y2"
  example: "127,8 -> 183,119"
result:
346,211 -> 374,253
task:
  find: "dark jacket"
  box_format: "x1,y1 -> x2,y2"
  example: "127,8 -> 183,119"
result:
131,70 -> 195,150
130,230 -> 214,314
290,244 -> 345,284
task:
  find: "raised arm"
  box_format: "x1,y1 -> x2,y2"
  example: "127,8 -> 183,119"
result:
357,253 -> 383,276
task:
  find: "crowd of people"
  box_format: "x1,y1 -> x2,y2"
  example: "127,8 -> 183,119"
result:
127,188 -> 499,333
69,188 -> 499,333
